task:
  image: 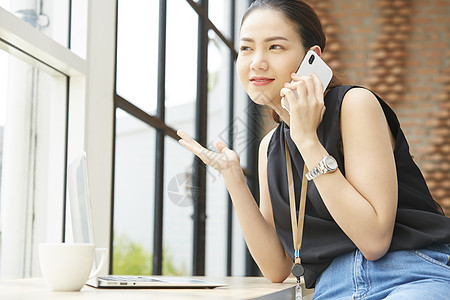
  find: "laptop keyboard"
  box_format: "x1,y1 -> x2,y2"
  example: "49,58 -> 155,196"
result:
98,276 -> 163,282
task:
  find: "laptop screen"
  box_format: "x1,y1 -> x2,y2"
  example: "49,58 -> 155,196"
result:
68,152 -> 95,244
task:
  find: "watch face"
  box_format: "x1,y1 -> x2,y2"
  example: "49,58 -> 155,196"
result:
324,156 -> 338,170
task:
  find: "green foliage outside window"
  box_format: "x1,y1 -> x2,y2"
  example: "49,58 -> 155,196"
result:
112,233 -> 186,276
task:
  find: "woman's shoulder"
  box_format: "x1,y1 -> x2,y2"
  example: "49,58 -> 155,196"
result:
260,124 -> 284,160
326,85 -> 382,112
338,86 -> 387,125
328,85 -> 373,100
260,127 -> 277,151
342,87 -> 379,106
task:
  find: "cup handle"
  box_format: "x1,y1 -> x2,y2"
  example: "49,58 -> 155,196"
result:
89,248 -> 108,279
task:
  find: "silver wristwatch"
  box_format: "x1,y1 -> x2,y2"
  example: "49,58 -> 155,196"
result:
305,155 -> 338,181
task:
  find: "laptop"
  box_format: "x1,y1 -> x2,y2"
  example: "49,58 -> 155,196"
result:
67,152 -> 226,289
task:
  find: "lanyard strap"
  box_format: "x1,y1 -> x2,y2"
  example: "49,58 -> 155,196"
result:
284,139 -> 308,265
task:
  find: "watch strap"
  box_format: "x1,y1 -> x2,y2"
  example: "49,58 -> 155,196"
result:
305,163 -> 323,180
305,156 -> 337,181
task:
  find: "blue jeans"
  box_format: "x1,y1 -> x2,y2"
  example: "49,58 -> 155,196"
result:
313,243 -> 450,300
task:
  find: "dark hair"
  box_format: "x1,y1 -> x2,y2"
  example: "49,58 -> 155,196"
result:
241,0 -> 341,123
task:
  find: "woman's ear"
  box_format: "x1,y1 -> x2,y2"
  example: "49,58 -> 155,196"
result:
309,45 -> 322,57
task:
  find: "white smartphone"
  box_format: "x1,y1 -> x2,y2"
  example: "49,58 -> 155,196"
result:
281,50 -> 333,114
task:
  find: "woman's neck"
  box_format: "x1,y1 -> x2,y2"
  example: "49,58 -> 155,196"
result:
272,102 -> 291,127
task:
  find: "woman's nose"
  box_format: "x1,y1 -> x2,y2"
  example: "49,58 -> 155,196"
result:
250,53 -> 268,71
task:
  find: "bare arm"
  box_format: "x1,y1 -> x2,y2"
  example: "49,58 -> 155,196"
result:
256,129 -> 293,281
177,129 -> 292,282
282,78 -> 397,260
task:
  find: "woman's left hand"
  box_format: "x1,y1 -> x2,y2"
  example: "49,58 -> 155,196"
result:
280,73 -> 326,145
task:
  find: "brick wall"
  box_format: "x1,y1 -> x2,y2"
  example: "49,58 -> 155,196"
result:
304,0 -> 450,215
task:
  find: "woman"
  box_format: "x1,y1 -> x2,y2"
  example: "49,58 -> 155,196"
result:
177,0 -> 450,299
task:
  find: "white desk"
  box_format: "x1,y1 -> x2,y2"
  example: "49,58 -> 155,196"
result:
0,276 -> 314,300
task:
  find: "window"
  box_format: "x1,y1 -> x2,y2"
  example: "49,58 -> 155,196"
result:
0,50 -> 68,277
112,0 -> 261,277
113,110 -> 156,275
0,0 -> 91,278
0,0 -> 261,279
0,0 -> 71,48
115,0 -> 159,115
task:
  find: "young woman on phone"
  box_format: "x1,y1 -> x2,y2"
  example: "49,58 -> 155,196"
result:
177,1 -> 450,299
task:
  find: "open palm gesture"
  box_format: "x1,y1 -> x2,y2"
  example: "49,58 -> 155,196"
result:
177,130 -> 241,175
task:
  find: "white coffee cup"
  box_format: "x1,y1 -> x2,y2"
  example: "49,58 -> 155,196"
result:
39,243 -> 107,291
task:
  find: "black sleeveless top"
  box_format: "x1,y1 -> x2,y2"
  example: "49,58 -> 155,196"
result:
267,85 -> 450,288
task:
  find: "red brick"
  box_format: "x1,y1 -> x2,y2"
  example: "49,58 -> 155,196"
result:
328,0 -> 449,209
435,0 -> 450,7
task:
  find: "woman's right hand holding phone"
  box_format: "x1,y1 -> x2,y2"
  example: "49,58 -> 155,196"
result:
280,73 -> 326,147
177,130 -> 242,177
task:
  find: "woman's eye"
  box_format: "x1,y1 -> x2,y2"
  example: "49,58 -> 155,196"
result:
240,46 -> 251,51
270,44 -> 283,50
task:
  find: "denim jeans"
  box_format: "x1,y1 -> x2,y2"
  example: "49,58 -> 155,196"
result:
313,243 -> 450,300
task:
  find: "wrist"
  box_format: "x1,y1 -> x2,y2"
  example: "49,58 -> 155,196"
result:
292,134 -> 319,151
222,165 -> 245,184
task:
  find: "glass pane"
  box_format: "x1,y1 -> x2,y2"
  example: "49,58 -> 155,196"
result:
165,0 -> 198,129
0,47 -> 68,278
232,205 -> 246,276
0,0 -> 71,49
233,77 -> 253,170
70,0 -> 88,59
113,109 -> 156,275
116,0 -> 159,115
204,33 -> 230,276
0,49 -> 6,223
163,136 -> 194,276
208,0 -> 231,40
204,33 -> 249,276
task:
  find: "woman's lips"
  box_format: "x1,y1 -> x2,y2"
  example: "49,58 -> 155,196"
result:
250,77 -> 274,86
